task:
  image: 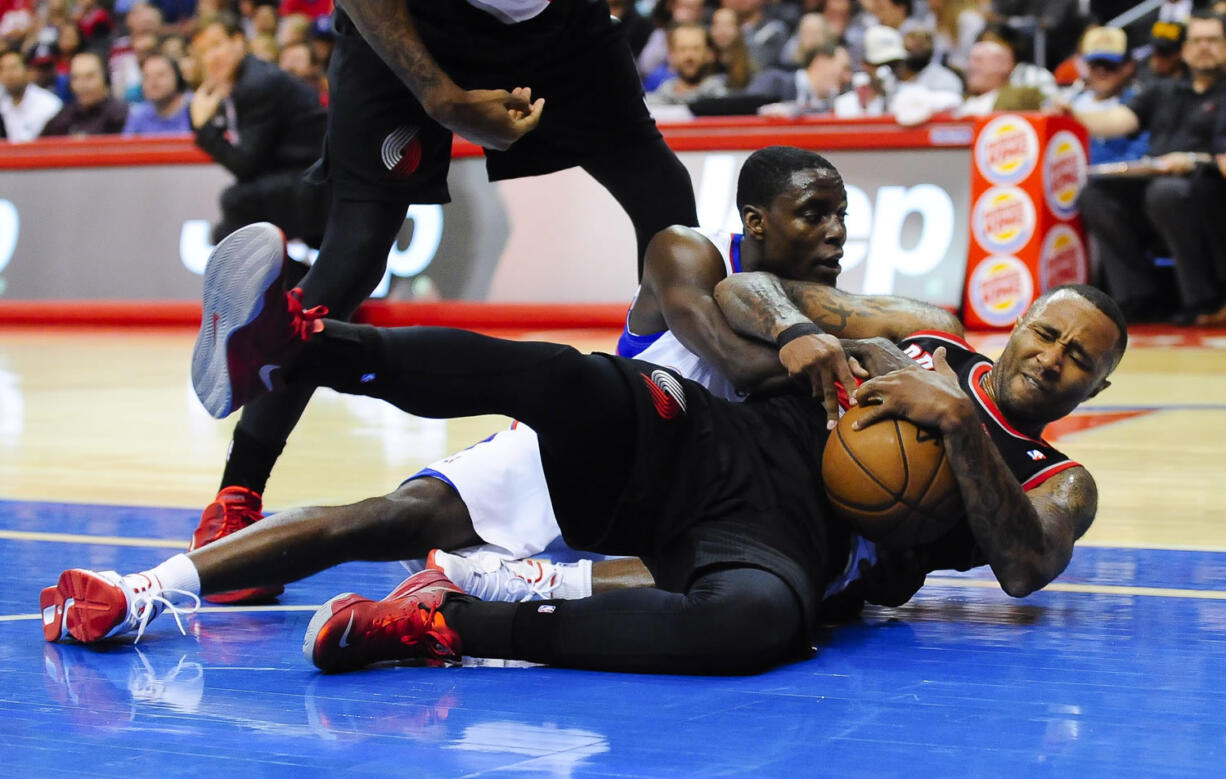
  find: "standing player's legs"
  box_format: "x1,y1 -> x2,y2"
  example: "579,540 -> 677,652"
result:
195,11 -> 457,599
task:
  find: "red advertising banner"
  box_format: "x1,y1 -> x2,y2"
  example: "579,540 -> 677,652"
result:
964,114 -> 1090,329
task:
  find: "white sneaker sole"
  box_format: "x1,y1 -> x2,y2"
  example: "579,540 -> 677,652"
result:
191,222 -> 287,419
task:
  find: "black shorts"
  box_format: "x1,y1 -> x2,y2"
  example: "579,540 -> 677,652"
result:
316,0 -> 663,203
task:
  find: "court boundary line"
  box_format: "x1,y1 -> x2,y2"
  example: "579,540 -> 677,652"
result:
6,528 -> 1226,555
6,579 -> 1226,625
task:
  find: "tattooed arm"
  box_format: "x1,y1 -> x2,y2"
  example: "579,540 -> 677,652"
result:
852,347 -> 1097,597
714,271 -> 963,342
336,0 -> 543,149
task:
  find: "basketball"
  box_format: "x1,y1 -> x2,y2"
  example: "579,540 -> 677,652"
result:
821,404 -> 964,547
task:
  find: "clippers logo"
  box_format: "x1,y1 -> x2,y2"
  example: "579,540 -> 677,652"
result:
967,255 -> 1035,327
1040,224 -> 1088,289
1027,449 -> 1047,461
972,186 -> 1036,255
642,369 -> 687,419
382,125 -> 424,179
975,115 -> 1039,185
1043,131 -> 1087,219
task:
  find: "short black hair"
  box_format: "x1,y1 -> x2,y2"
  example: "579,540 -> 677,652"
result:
1187,9 -> 1226,34
736,146 -> 839,211
1032,284 -> 1128,369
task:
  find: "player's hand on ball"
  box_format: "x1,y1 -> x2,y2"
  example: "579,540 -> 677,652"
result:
851,347 -> 974,434
434,86 -> 545,150
842,337 -> 918,381
779,333 -> 858,430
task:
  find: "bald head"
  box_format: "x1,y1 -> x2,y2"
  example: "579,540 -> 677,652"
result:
966,41 -> 1013,95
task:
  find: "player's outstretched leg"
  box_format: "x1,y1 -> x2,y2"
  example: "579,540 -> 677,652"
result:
41,569 -> 199,644
304,570 -> 465,673
191,222 -> 329,420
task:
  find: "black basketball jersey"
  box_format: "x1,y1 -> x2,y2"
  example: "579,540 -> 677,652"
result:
895,331 -> 1082,571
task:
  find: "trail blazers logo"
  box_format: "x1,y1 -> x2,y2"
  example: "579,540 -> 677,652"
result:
382,126 -> 423,179
642,369 -> 687,419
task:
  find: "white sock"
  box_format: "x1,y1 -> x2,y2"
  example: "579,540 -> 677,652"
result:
141,554 -> 202,596
552,558 -> 592,600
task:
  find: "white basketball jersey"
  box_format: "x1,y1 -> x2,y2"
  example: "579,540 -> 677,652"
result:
622,228 -> 746,402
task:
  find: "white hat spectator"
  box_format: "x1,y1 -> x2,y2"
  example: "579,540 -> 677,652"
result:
863,25 -> 906,65
1081,26 -> 1128,64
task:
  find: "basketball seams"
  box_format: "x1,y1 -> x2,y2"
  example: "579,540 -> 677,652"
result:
833,421 -> 905,509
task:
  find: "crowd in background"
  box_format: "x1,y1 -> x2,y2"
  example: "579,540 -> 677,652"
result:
1,0 -> 1226,325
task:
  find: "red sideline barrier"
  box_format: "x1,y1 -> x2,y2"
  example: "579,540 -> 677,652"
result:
0,300 -> 628,329
0,115 -> 973,170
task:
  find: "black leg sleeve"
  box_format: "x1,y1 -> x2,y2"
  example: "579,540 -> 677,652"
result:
582,135 -> 698,277
289,322 -> 639,518
443,566 -> 804,675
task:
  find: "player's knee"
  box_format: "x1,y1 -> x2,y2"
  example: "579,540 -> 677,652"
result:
694,576 -> 801,673
370,478 -> 481,550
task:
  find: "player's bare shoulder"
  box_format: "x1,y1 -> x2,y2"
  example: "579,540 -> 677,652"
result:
1026,465 -> 1099,541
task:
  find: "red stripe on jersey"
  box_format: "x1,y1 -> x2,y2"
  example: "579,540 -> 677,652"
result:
967,362 -> 1051,445
906,330 -> 975,351
1021,460 -> 1080,491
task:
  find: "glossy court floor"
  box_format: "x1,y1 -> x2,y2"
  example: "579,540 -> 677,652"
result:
1,324 -> 1225,776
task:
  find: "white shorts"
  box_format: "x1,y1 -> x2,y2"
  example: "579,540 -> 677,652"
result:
407,425 -> 563,560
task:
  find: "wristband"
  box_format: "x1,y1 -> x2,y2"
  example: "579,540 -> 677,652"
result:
774,322 -> 824,348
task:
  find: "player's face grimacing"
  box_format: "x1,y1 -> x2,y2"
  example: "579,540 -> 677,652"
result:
992,292 -> 1119,429
758,168 -> 848,285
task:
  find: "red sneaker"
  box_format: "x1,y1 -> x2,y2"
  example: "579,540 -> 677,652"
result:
40,569 -> 199,643
303,570 -> 465,673
190,486 -> 284,604
191,222 -> 328,419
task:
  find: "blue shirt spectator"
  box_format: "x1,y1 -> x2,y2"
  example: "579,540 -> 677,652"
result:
122,53 -> 191,135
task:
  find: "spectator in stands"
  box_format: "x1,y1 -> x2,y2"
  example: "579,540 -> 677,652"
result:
730,0 -> 791,71
0,46 -> 61,141
978,22 -> 1059,101
109,2 -> 163,104
780,12 -> 833,69
928,0 -> 984,73
277,39 -> 325,105
958,39 -> 1044,115
638,0 -> 707,85
1069,11 -> 1226,324
752,40 -> 853,116
1136,20 -> 1188,86
822,0 -> 854,44
122,52 -> 190,134
646,22 -> 729,105
833,24 -> 905,117
247,0 -> 279,40
249,33 -> 278,62
41,51 -> 128,135
0,0 -> 33,46
1065,26 -> 1149,165
24,42 -> 68,102
710,7 -> 755,91
898,27 -> 963,93
189,11 -> 328,246
875,0 -> 926,35
276,12 -> 311,52
306,13 -> 334,70
74,0 -> 114,51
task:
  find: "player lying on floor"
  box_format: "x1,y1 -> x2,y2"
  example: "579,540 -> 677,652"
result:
42,146 -> 953,639
45,236 -> 1126,675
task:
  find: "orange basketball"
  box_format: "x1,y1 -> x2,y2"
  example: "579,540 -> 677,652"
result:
821,404 -> 964,547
